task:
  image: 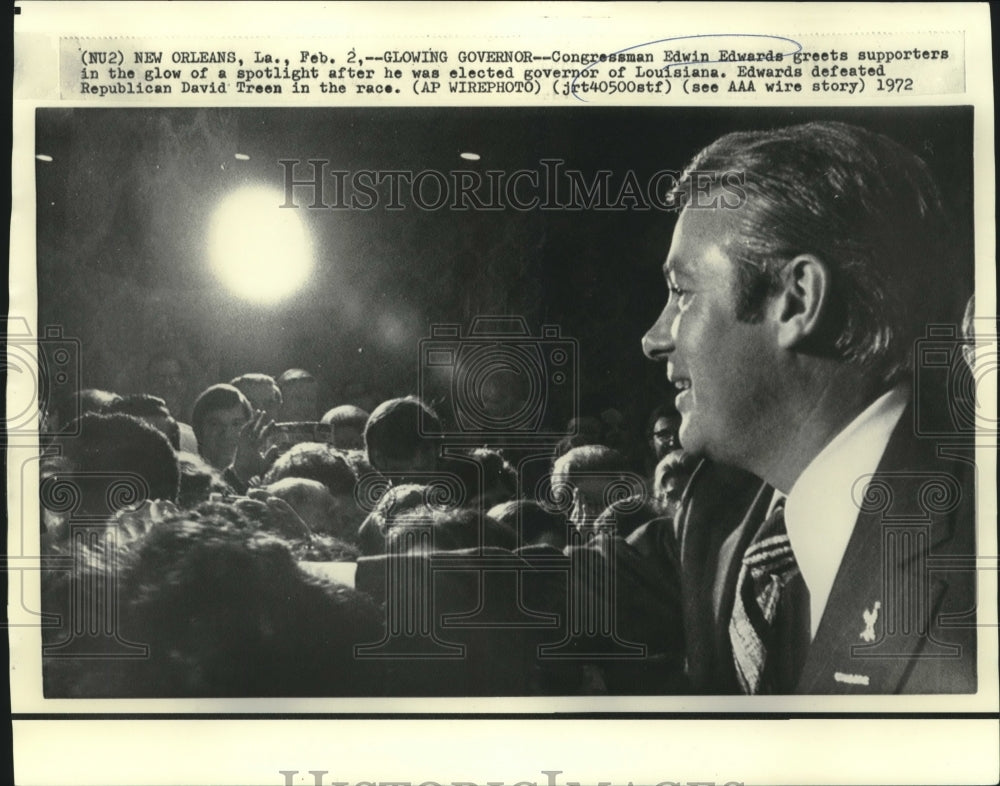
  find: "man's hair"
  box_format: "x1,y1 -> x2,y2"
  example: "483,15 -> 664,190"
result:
552,444 -> 629,478
321,404 -> 370,428
76,388 -> 123,414
386,507 -> 518,554
277,368 -> 316,387
176,450 -> 230,509
321,405 -> 370,449
261,442 -> 358,497
363,396 -> 441,472
230,373 -> 282,406
49,413 -> 180,518
190,384 -> 252,440
440,447 -> 518,509
673,121 -> 962,386
654,449 -> 700,482
105,394 -> 181,450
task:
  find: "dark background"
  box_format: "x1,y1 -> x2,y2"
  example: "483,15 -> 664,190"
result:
35,106 -> 974,432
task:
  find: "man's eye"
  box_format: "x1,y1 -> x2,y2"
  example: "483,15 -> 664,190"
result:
668,282 -> 686,297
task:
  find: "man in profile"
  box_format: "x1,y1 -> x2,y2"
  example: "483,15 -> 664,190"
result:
641,121 -> 975,694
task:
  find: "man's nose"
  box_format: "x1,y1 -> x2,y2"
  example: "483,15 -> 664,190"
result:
642,303 -> 675,361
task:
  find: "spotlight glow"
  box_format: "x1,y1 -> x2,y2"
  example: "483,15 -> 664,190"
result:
207,185 -> 312,303
460,151 -> 481,161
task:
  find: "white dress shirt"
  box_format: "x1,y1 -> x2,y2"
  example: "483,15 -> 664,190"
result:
784,386 -> 909,639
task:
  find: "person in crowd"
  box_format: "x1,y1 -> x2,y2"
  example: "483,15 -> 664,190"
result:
592,495 -> 662,540
639,120 -> 974,693
146,353 -> 190,420
41,413 -> 180,539
105,394 -> 181,450
144,354 -> 199,452
262,477 -> 341,539
363,396 -> 442,483
42,508 -> 386,697
277,368 -> 320,421
320,404 -> 370,450
230,373 -> 283,420
488,499 -> 568,550
550,444 -> 632,530
261,442 -> 364,541
651,449 -> 699,523
646,405 -> 682,465
439,446 -> 519,512
175,450 -> 231,509
191,383 -> 271,492
41,387 -> 122,437
355,483 -> 430,556
384,507 -> 518,555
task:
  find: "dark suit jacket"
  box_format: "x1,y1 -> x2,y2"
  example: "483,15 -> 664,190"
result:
667,401 -> 977,694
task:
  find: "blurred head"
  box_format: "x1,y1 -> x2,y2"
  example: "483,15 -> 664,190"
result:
277,368 -> 320,421
363,396 -> 441,479
551,444 -> 631,528
230,373 -> 282,419
175,450 -> 230,509
653,449 -> 700,517
261,441 -> 357,496
105,394 -> 180,450
146,354 -> 188,418
385,507 -> 518,555
191,384 -> 252,469
44,413 -> 180,526
263,477 -> 342,539
320,404 -> 370,450
441,447 -> 518,510
261,442 -> 362,537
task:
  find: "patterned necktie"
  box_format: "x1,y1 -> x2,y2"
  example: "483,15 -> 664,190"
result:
729,502 -> 801,694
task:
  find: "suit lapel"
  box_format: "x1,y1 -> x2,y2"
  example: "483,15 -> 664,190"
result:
796,403 -> 963,693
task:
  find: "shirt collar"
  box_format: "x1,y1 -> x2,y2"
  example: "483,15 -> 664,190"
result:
784,386 -> 909,639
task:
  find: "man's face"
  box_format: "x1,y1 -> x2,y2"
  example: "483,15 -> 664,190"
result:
149,358 -> 186,414
280,381 -> 319,422
650,415 -> 680,459
642,206 -> 776,467
199,405 -> 248,469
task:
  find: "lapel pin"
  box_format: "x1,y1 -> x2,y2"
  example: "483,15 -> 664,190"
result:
834,671 -> 871,686
860,600 -> 881,642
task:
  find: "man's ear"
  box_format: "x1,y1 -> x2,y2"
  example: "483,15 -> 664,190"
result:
772,254 -> 831,349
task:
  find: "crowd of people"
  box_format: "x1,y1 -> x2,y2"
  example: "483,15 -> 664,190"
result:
39,120 -> 978,698
39,367 -> 695,696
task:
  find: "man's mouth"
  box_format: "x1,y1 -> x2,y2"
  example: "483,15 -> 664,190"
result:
672,379 -> 691,392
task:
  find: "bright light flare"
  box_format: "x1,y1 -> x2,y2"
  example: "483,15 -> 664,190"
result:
207,185 -> 313,303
